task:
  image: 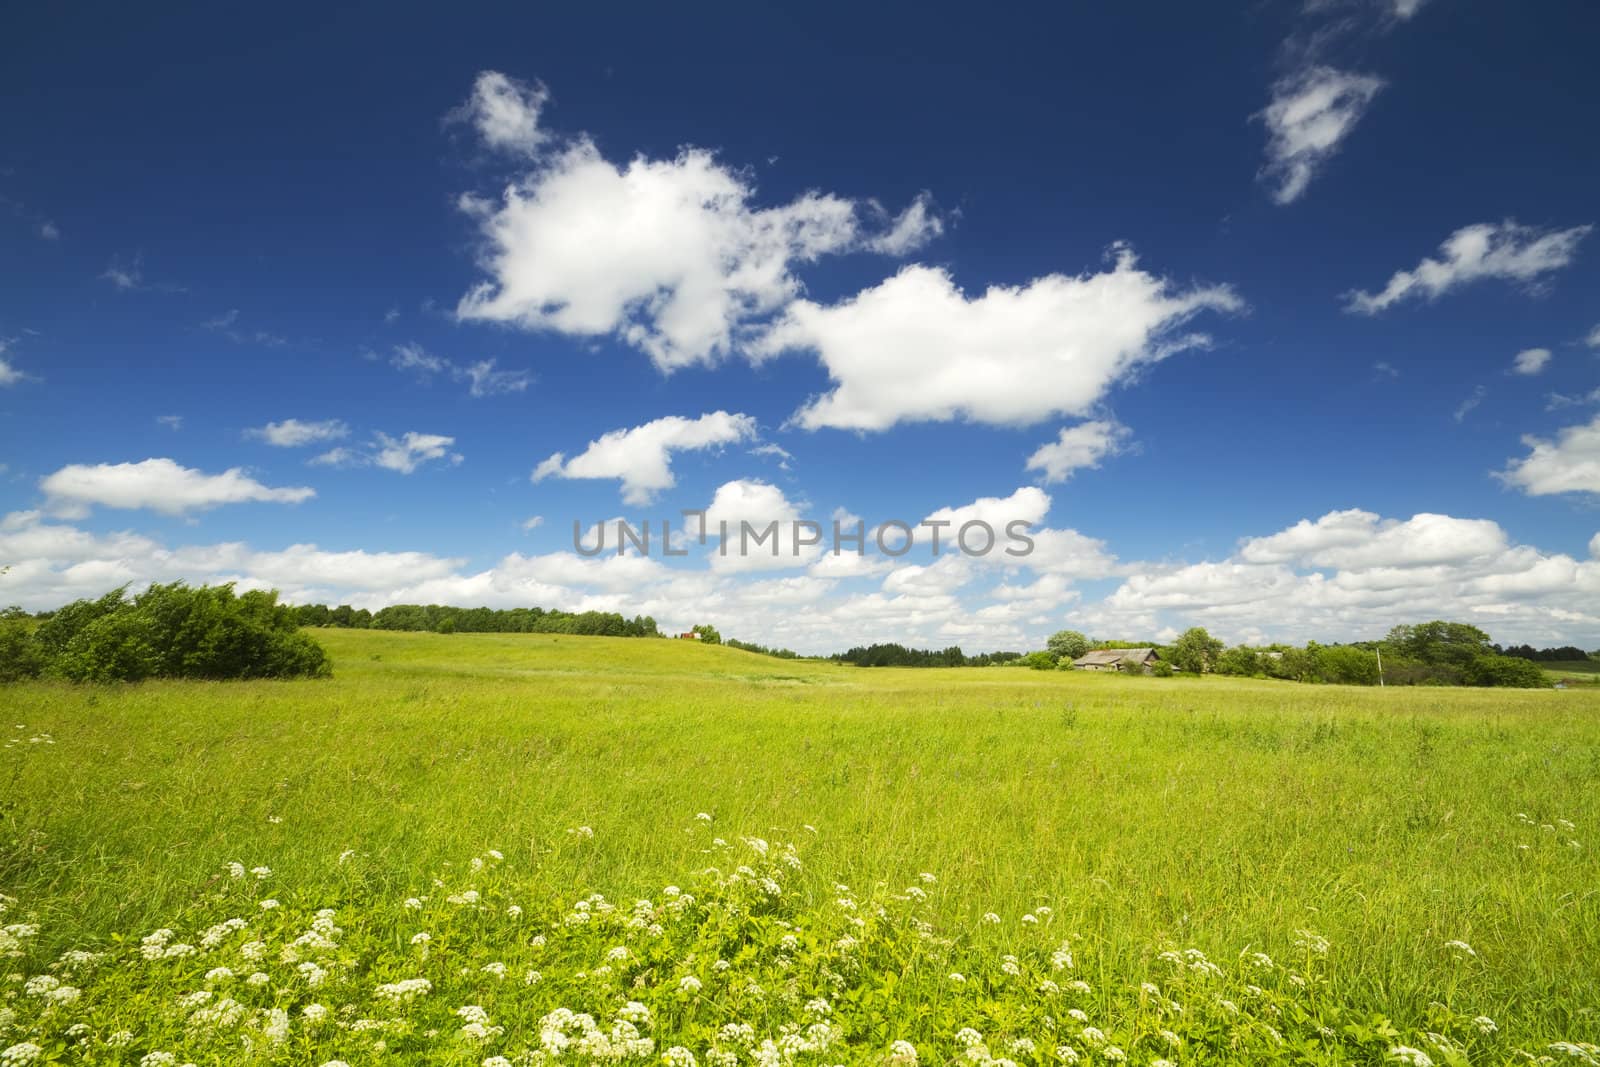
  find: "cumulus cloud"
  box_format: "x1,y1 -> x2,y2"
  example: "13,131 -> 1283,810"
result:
1586,323 -> 1600,349
311,432 -> 462,474
532,411 -> 757,505
0,348 -> 24,387
451,71 -> 942,372
1496,414 -> 1600,496
1089,506 -> 1600,646
1025,420 -> 1130,483
756,246 -> 1240,431
451,70 -> 549,157
246,418 -> 350,448
1345,220 -> 1592,314
701,478 -> 819,573
39,458 -> 315,518
1258,66 -> 1385,204
1511,348 -> 1552,376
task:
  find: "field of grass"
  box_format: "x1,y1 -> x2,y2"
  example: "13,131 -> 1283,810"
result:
3,630 -> 1598,1065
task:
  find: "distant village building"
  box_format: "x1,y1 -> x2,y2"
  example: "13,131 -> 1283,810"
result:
677,631 -> 701,640
1072,648 -> 1162,673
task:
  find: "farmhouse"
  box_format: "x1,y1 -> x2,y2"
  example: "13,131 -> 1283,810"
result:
1072,647 -> 1162,673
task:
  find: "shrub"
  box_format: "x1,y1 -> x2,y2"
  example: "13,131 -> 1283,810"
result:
0,619 -> 47,682
21,583 -> 331,683
1021,651 -> 1056,670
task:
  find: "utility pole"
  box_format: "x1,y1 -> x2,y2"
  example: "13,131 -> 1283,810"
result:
1376,647 -> 1385,687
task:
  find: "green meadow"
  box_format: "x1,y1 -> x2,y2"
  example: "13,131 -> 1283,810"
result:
3,630 -> 1597,1065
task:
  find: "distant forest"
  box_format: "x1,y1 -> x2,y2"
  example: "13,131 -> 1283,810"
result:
287,602 -> 660,638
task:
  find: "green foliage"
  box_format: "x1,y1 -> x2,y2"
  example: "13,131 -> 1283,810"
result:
1020,650 -> 1056,670
0,619 -> 47,682
1169,627 -> 1224,674
1046,629 -> 1089,661
830,644 -> 1020,667
1150,658 -> 1174,677
19,583 -> 331,683
1213,646 -> 1262,677
689,623 -> 722,645
1385,621 -> 1493,667
1465,654 -> 1551,689
1311,644 -> 1380,686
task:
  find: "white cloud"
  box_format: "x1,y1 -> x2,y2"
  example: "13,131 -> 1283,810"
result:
247,418 -> 350,448
864,193 -> 943,255
155,415 -> 183,431
1454,385 -> 1485,423
1345,220 -> 1592,314
0,353 -> 23,387
101,255 -> 142,290
1239,510 -> 1506,569
458,359 -> 531,397
758,247 -> 1240,431
39,458 -> 314,517
701,478 -> 819,573
1496,414 -> 1600,496
521,516 -> 544,532
1025,420 -> 1130,483
452,70 -> 548,157
391,342 -> 449,376
532,411 -> 757,505
1586,323 -> 1600,349
311,432 -> 462,474
388,343 -> 530,397
1511,347 -> 1552,376
451,71 -> 942,372
1391,0 -> 1429,18
1258,66 -> 1385,205
374,432 -> 461,474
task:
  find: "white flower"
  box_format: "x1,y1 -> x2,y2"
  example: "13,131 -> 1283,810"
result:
680,975 -> 703,994
948,972 -> 966,983
1443,940 -> 1476,958
1,1044 -> 42,1067
888,1040 -> 918,1065
664,1049 -> 698,1067
981,912 -> 1001,925
251,866 -> 271,880
955,1029 -> 985,1048
1473,1016 -> 1498,1035
258,899 -> 280,911
1386,1047 -> 1433,1067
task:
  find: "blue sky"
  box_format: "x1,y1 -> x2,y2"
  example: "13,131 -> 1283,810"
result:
2,0 -> 1598,652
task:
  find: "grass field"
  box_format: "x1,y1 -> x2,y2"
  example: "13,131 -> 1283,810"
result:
3,631 -> 1598,1065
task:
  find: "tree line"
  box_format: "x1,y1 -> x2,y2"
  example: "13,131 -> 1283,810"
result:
1023,622 -> 1562,688
288,602 -> 661,638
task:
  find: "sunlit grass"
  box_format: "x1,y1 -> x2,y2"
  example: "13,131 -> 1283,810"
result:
2,630 -> 1597,1063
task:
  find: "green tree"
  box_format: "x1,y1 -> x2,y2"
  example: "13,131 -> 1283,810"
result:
1021,651 -> 1056,670
691,624 -> 722,645
1046,629 -> 1089,662
0,619 -> 46,682
1384,621 -> 1492,667
1170,627 -> 1224,674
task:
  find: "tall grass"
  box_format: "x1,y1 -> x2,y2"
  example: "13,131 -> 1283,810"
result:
2,630 -> 1596,1062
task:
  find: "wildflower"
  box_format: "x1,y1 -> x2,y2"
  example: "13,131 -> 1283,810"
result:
1443,940 -> 1476,958
482,961 -> 507,979
1294,929 -> 1330,956
1102,1047 -> 1126,1062
680,975 -> 703,994
484,1059 -> 514,1067
696,813 -> 713,822
227,862 -> 246,879
1474,1016 -> 1498,1035
981,912 -> 1002,924
569,826 -> 595,838
251,866 -> 271,880
949,972 -> 966,983
1387,1048 -> 1434,1067
955,1029 -> 985,1047
259,899 -> 280,911
1055,1047 -> 1080,1064
263,1007 -> 290,1043
338,850 -> 356,864
664,1049 -> 698,1067
888,1039 -> 918,1065
403,897 -> 424,910
507,904 -> 523,919
1,1048 -> 42,1067
411,931 -> 431,945
246,972 -> 270,986
375,977 -> 432,1003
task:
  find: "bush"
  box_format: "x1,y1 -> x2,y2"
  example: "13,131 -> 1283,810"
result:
1465,654 -> 1550,689
19,583 -> 331,683
1151,659 -> 1174,677
1020,651 -> 1056,670
0,619 -> 47,681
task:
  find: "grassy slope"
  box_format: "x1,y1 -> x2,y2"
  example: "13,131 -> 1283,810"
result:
4,629 -> 1599,1043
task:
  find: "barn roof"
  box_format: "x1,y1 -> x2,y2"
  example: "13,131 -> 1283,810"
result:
1072,647 -> 1159,666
